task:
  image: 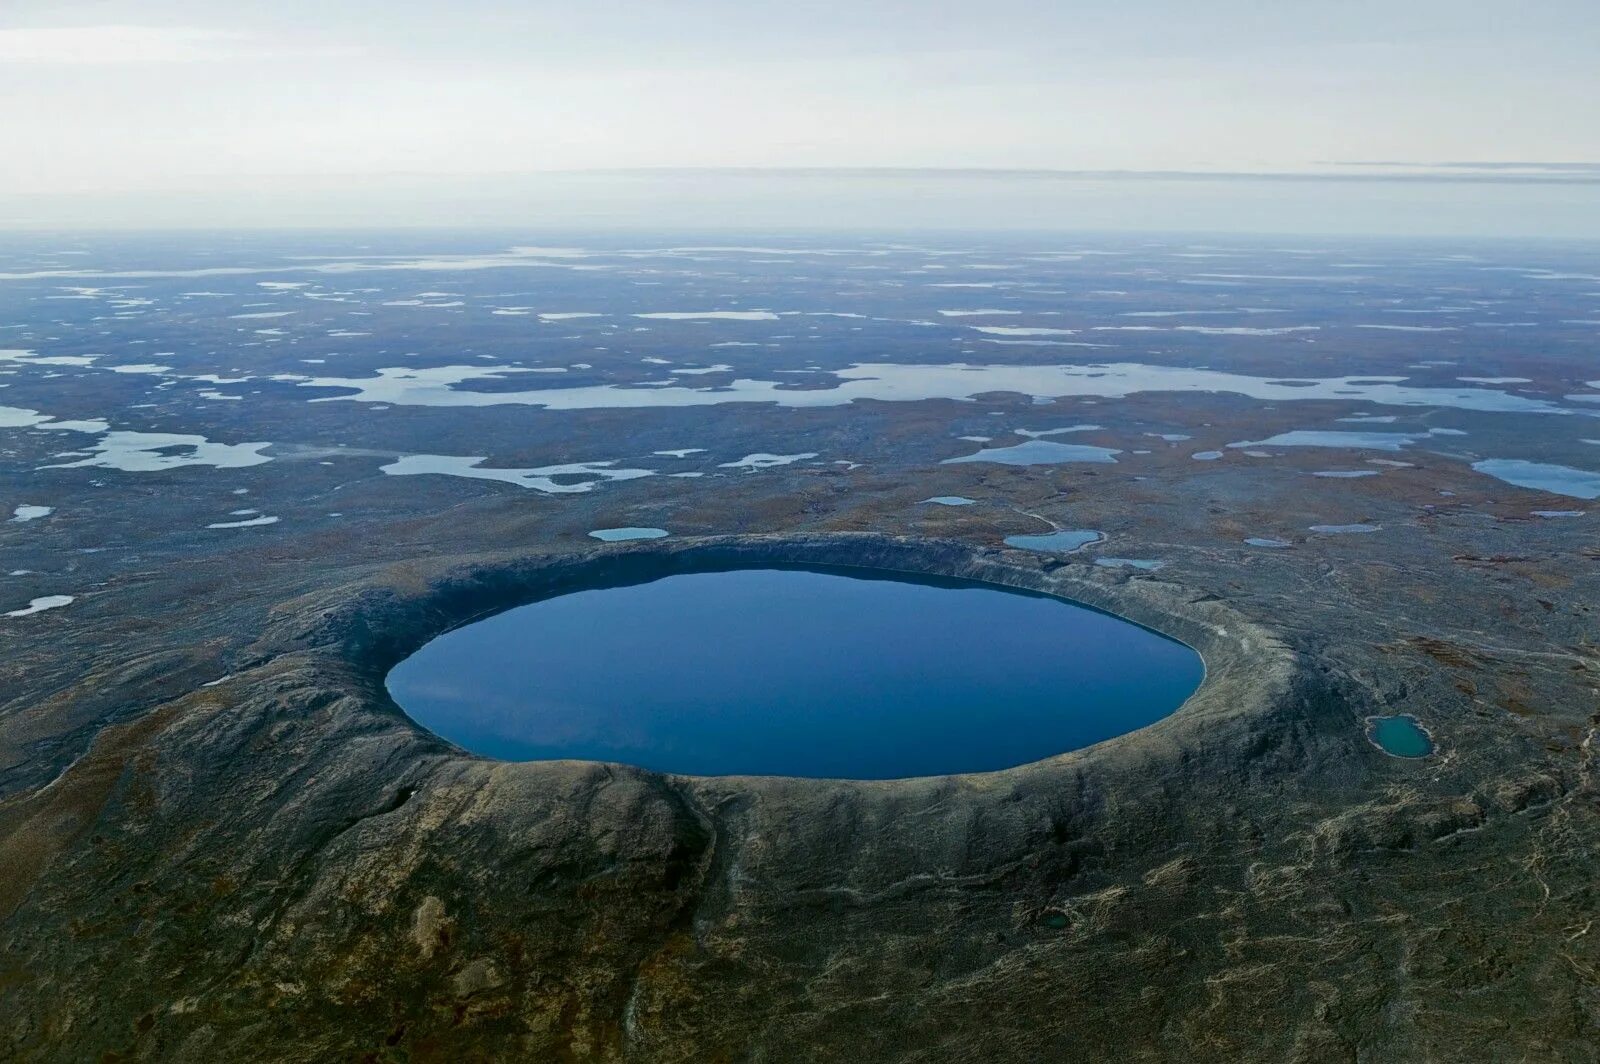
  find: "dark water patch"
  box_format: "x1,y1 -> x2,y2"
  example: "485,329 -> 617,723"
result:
386,566 -> 1202,779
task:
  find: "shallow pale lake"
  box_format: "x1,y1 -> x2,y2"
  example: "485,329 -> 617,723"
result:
387,567 -> 1203,778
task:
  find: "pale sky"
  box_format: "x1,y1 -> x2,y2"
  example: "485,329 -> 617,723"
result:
2,1 -> 1597,232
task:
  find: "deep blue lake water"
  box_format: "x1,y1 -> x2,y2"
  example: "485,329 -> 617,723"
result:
386,567 -> 1203,778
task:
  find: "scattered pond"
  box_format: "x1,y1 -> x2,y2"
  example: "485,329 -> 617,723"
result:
1471,459 -> 1600,500
1229,428 -> 1461,452
382,454 -> 654,494
1003,529 -> 1103,552
4,595 -> 73,619
943,439 -> 1120,465
207,515 -> 279,529
589,527 -> 670,542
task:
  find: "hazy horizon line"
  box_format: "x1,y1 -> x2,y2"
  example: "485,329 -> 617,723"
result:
7,166 -> 1597,239
539,164 -> 1600,185
7,165 -> 1600,197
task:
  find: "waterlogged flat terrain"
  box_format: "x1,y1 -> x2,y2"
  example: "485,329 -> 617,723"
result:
2,233 -> 1598,603
386,568 -> 1203,778
5,230 -> 1600,1061
4,231 -> 1595,752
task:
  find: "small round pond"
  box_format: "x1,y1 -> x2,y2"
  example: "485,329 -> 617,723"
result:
386,566 -> 1203,779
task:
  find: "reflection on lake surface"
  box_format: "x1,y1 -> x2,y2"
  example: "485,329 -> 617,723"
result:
387,567 -> 1203,779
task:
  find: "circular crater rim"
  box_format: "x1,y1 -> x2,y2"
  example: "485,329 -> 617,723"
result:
342,534 -> 1275,783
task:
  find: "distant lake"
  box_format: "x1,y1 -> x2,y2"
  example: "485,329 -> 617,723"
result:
387,567 -> 1203,779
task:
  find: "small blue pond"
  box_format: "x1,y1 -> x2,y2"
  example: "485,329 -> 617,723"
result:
1367,715 -> 1434,758
387,566 -> 1203,779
